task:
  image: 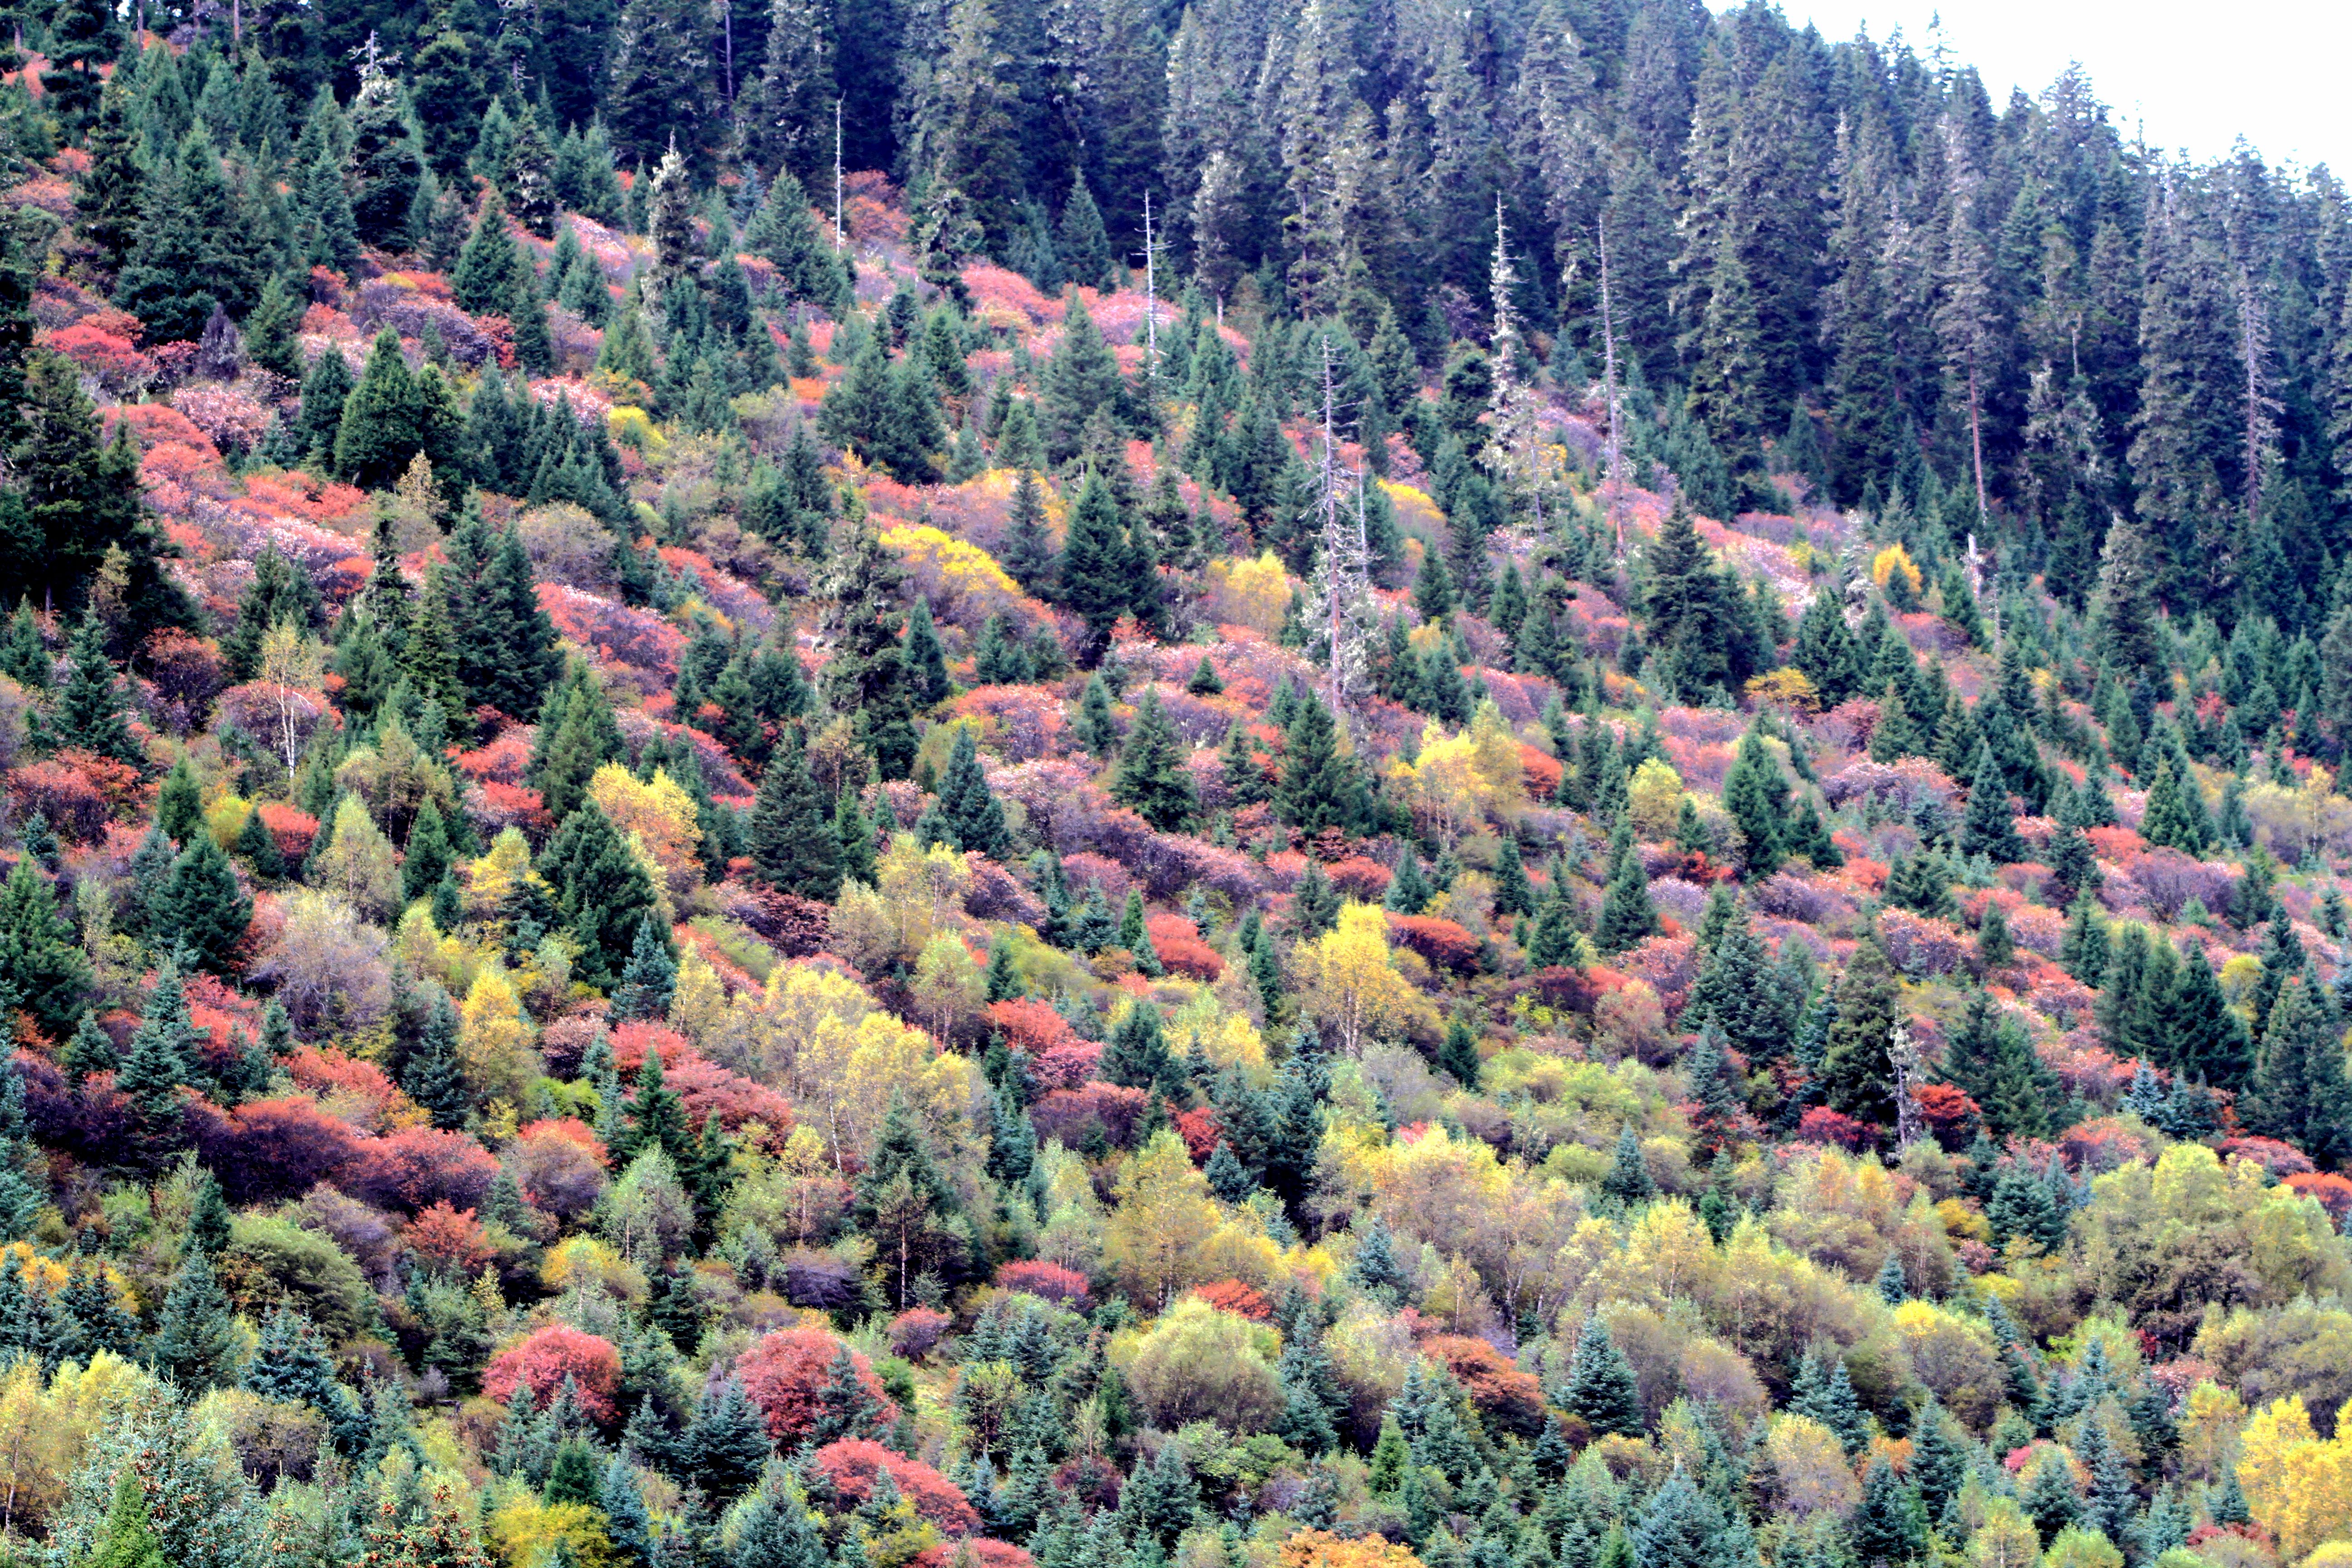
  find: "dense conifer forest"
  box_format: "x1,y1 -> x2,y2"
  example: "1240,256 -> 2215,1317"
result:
0,3 -> 2341,1568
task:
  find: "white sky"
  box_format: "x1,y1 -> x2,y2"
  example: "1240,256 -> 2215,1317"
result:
1758,0 -> 2352,171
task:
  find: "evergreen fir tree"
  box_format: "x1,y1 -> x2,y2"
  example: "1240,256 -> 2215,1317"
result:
1101,1003 -> 1179,1097
402,987 -> 470,1132
904,596 -> 951,706
2138,757 -> 2209,854
1057,468 -> 1133,650
1960,743 -> 2027,862
82,1471 -> 168,1568
49,617 -> 142,768
1847,1456 -> 1925,1568
820,520 -> 921,778
612,913 -> 679,1023
150,1245 -> 236,1387
1599,1124 -> 1656,1205
749,726 -> 843,899
1720,728 -> 1789,876
1110,687 -> 1197,831
117,959 -> 197,1149
1819,936 -> 1901,1126
1384,853 -> 1432,915
1204,1140 -> 1254,1202
925,723 -> 1011,857
1273,694 -> 1364,835
151,832 -> 251,974
681,1375 -> 771,1500
1293,859 -> 1341,940
2245,967 -> 2352,1164
1593,822 -> 1659,954
1437,1012 -> 1482,1088
1571,1316 -> 1646,1439
536,802 -> 660,990
1492,838 -> 1534,917
0,854 -> 88,1040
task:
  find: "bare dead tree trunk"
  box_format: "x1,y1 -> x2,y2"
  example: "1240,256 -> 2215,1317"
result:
1599,212 -> 1624,560
1321,341 -> 1343,714
1969,344 -> 1987,523
2241,266 -> 2277,529
1137,191 -> 1161,401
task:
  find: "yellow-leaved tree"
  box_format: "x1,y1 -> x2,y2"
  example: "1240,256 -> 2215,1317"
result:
734,961 -> 977,1169
830,835 -> 973,975
1962,1496 -> 2043,1568
588,763 -> 704,897
459,965 -> 535,1104
0,1351 -> 156,1537
1295,902 -> 1429,1054
466,827 -> 548,922
312,794 -> 398,920
1104,1128 -> 1221,1307
1035,1140 -> 1106,1274
1627,757 -> 1686,839
1764,1413 -> 1859,1518
1387,701 -> 1525,843
2238,1395 -> 2352,1560
910,931 -> 985,1041
1204,551 -> 1293,634
1279,1533 -> 1424,1568
2177,1379 -> 2247,1483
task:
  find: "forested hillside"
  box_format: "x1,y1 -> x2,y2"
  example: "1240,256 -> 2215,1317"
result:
0,4 -> 2342,1568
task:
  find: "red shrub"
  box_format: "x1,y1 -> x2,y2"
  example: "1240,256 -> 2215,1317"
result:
142,629 -> 224,724
1171,1106 -> 1221,1162
404,1201 -> 495,1276
1911,1082 -> 1981,1147
7,758 -> 120,842
606,1020 -> 690,1073
1518,744 -> 1563,802
1417,1333 -> 1545,1436
1795,1106 -> 1878,1152
662,1052 -> 796,1147
1387,914 -> 1481,974
483,1325 -> 622,1424
286,1047 -> 410,1126
41,320 -> 156,393
1524,964 -> 1633,1015
1322,856 -> 1392,901
255,803 -> 319,861
992,1260 -> 1088,1305
2283,1171 -> 2352,1223
985,998 -> 1081,1056
2083,826 -> 2144,863
735,1328 -> 898,1445
1030,1038 -> 1103,1091
340,1126 -> 500,1213
1145,914 -> 1223,980
517,1116 -> 604,1154
192,1095 -> 363,1204
2058,1116 -> 2156,1175
812,1439 -> 980,1534
1058,852 -> 1132,904
717,882 -> 833,955
1190,1280 -> 1270,1320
